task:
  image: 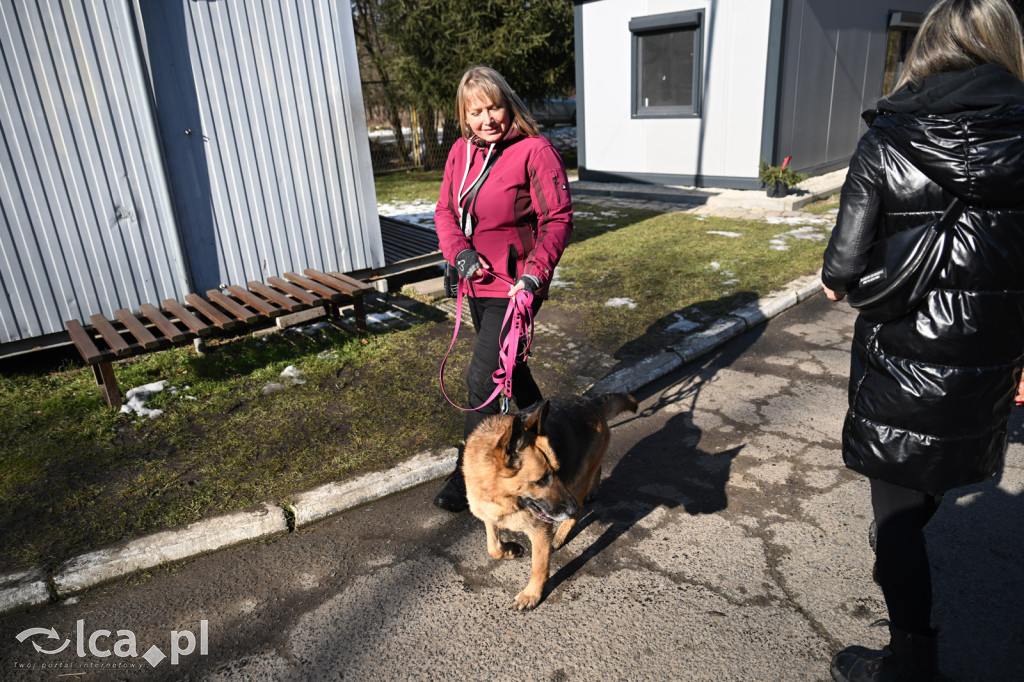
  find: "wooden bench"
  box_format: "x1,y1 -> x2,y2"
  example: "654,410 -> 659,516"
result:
64,269 -> 375,408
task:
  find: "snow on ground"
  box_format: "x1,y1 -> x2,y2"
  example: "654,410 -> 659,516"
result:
605,297 -> 637,309
366,309 -> 407,328
548,267 -> 571,290
377,198 -> 436,229
120,381 -> 168,419
766,215 -> 833,226
769,225 -> 831,251
707,230 -> 742,237
263,365 -> 308,396
120,381 -> 195,419
666,313 -> 699,334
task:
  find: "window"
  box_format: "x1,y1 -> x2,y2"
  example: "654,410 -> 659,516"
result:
630,10 -> 704,118
881,11 -> 923,95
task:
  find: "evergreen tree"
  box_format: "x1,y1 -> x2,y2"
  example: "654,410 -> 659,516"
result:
353,0 -> 573,169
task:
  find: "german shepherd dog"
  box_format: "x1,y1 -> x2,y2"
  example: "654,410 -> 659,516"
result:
462,392 -> 637,610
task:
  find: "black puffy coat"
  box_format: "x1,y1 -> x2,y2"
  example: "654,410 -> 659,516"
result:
822,64 -> 1024,495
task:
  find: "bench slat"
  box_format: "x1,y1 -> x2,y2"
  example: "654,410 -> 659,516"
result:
65,319 -> 108,364
115,309 -> 162,350
139,303 -> 190,344
89,314 -> 136,357
267,276 -> 326,306
247,280 -> 306,313
226,285 -> 283,317
185,294 -> 239,330
207,289 -> 262,325
283,271 -> 343,302
162,299 -> 214,337
303,269 -> 370,297
327,271 -> 375,294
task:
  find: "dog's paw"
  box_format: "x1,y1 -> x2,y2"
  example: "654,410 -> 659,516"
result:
512,590 -> 541,611
499,541 -> 524,559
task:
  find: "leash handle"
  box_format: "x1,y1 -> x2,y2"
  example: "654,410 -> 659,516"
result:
439,273 -> 534,413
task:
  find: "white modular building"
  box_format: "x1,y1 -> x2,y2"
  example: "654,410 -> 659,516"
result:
573,0 -> 938,188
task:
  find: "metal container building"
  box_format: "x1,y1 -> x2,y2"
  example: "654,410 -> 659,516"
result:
0,0 -> 381,354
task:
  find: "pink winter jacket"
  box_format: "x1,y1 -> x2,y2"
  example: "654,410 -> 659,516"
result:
434,130 -> 573,299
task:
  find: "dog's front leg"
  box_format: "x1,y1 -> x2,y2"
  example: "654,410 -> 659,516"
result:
485,521 -> 523,560
513,527 -> 551,611
552,515 -> 578,550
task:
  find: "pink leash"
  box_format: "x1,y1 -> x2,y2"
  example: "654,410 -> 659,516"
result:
439,272 -> 535,413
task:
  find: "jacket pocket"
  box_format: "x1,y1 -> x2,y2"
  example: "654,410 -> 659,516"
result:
507,243 -> 519,280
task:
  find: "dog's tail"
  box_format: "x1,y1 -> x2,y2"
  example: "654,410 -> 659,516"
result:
597,392 -> 638,420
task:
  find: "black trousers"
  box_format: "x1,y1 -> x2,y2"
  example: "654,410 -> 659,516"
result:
870,477 -> 944,634
463,296 -> 544,440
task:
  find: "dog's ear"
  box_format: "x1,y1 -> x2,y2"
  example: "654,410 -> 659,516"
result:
495,416 -> 525,471
522,399 -> 550,437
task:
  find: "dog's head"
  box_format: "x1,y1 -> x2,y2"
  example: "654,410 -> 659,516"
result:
471,400 -> 580,524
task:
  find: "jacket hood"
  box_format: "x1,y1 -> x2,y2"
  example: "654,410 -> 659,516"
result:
864,64 -> 1024,205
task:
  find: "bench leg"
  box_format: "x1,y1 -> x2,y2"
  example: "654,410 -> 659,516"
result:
92,361 -> 122,408
353,294 -> 367,333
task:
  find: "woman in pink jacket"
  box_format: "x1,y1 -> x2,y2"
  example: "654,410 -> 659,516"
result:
432,65 -> 574,511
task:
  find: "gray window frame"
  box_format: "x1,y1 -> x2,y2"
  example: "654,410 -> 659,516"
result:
629,10 -> 704,119
881,11 -> 923,96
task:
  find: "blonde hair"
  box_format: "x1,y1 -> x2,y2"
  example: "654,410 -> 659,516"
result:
896,0 -> 1024,90
455,66 -> 540,140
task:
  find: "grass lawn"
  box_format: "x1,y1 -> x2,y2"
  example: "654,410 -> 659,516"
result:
374,170 -> 444,205
0,184 -> 833,574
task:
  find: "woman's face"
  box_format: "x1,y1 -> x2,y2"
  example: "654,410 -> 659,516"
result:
464,91 -> 510,144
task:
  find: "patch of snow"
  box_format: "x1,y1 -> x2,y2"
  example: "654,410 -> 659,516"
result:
605,297 -> 637,309
769,224 -> 830,251
289,321 -> 331,337
706,230 -> 742,238
549,267 -> 572,290
709,262 -> 721,271
120,380 -> 167,419
666,313 -> 699,333
280,365 -> 306,386
366,309 -> 406,327
766,215 -> 832,226
377,199 -> 437,230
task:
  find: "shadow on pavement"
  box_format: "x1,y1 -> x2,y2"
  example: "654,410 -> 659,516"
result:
930,407 -> 1024,678
545,318 -> 767,599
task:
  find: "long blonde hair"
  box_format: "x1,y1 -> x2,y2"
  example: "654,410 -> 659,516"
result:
896,0 -> 1024,90
455,66 -> 540,140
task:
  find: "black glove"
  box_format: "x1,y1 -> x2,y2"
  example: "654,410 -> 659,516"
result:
516,274 -> 541,294
455,249 -> 482,278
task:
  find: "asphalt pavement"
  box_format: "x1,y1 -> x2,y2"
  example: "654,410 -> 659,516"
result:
2,291 -> 1022,681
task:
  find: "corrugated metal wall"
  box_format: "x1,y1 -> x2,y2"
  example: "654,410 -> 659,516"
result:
772,0 -> 934,174
0,0 -> 189,345
139,0 -> 381,295
0,0 -> 381,348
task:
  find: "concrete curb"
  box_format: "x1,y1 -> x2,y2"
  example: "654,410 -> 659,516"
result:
0,568 -> 49,616
52,502 -> 289,598
291,448 -> 458,528
590,272 -> 822,396
0,272 -> 824,617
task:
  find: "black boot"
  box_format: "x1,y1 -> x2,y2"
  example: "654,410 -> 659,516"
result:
432,457 -> 467,513
830,626 -> 938,682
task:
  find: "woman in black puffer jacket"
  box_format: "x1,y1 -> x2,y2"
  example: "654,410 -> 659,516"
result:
821,1 -> 1024,680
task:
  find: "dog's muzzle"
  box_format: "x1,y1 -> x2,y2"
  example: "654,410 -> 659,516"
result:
517,496 -> 579,524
